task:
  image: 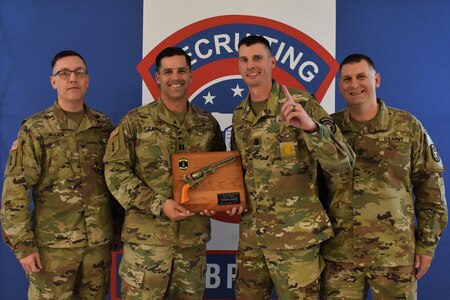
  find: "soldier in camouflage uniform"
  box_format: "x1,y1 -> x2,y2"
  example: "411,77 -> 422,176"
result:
0,50 -> 120,299
103,47 -> 226,300
320,54 -> 448,299
230,35 -> 355,299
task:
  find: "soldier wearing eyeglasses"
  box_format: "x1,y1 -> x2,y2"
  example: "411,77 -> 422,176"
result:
1,50 -> 123,299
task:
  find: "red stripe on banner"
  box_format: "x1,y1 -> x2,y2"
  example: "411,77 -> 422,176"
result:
137,14 -> 337,102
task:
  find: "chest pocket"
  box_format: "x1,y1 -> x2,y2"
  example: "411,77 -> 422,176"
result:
185,126 -> 215,152
272,125 -> 310,176
354,134 -> 410,185
82,137 -> 107,175
135,130 -> 170,177
377,136 -> 411,184
42,134 -> 73,174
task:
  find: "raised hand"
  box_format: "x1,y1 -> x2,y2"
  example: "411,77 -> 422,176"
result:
278,85 -> 317,133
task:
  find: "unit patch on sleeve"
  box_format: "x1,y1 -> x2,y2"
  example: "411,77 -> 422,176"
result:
319,117 -> 337,134
430,144 -> 441,162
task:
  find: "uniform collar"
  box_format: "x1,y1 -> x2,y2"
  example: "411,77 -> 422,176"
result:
155,98 -> 202,129
342,99 -> 390,133
53,100 -> 98,131
241,79 -> 281,124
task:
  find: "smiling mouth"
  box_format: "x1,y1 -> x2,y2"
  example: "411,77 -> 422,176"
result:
349,90 -> 364,95
169,81 -> 184,88
246,71 -> 259,77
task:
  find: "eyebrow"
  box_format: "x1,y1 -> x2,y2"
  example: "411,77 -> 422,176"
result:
55,67 -> 85,71
342,72 -> 368,77
239,54 -> 263,59
160,66 -> 189,72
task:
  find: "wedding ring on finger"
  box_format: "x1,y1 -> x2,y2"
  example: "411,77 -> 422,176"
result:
292,104 -> 296,112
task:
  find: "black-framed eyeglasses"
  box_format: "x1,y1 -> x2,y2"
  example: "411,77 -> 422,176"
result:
53,69 -> 88,79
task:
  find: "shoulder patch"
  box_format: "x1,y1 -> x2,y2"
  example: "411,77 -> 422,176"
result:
319,117 -> 337,134
10,139 -> 18,151
430,144 -> 441,162
109,127 -> 119,139
6,139 -> 20,174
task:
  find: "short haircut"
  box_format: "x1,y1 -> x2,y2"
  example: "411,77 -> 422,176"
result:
51,50 -> 86,69
340,54 -> 375,72
238,35 -> 272,55
155,47 -> 192,72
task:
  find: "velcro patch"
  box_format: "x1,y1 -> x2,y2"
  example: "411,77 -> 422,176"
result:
10,139 -> 18,151
430,144 -> 441,162
379,136 -> 409,143
109,127 -> 119,139
280,142 -> 296,157
319,117 -> 336,134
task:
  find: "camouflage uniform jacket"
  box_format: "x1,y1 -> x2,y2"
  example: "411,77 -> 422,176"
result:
321,99 -> 447,266
103,99 -> 225,248
1,101 -> 115,260
231,81 -> 355,250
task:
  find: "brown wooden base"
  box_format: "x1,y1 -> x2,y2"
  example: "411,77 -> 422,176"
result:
171,151 -> 246,212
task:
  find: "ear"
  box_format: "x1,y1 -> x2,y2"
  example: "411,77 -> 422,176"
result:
374,72 -> 381,88
50,76 -> 57,89
270,56 -> 276,70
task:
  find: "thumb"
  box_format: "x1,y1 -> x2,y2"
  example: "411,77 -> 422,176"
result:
174,202 -> 191,214
35,253 -> 43,270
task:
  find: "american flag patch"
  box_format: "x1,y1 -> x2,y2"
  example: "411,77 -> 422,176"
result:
10,139 -> 18,151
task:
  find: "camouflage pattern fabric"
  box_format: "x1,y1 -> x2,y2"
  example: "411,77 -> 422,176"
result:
104,99 -> 225,296
320,260 -> 417,300
28,244 -> 111,300
231,80 -> 355,251
1,101 -> 115,260
231,80 -> 355,298
119,242 -> 206,300
321,99 -> 448,267
103,99 -> 225,247
236,245 -> 323,299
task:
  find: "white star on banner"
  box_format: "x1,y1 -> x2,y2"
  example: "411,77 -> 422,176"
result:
203,91 -> 216,104
231,84 -> 245,97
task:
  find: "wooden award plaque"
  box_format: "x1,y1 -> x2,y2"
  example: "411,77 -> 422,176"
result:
171,151 -> 246,212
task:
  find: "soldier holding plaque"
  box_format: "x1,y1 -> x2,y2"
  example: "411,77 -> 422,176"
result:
231,35 -> 355,299
104,47 -> 225,299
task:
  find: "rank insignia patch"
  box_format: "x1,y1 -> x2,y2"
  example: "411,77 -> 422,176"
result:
178,158 -> 189,170
280,142 -> 296,157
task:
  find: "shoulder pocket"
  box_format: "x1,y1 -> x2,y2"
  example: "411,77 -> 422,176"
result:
5,139 -> 21,176
104,127 -> 124,161
425,134 -> 444,172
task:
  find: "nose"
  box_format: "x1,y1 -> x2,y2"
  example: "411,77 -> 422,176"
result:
247,61 -> 256,69
349,78 -> 359,88
69,71 -> 78,81
246,64 -> 257,73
